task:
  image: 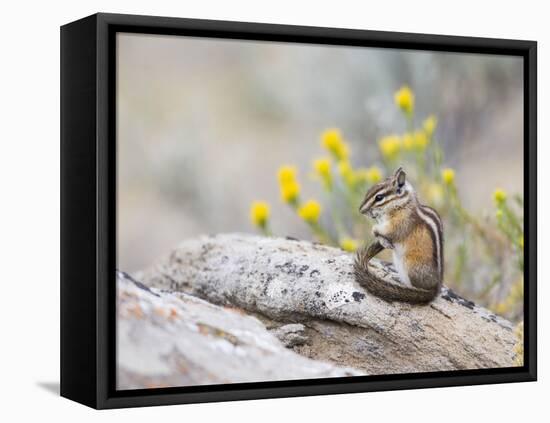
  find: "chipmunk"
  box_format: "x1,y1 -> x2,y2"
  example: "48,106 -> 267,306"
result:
354,167 -> 443,303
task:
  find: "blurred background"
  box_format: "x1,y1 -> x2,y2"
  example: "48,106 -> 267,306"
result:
117,33 -> 523,320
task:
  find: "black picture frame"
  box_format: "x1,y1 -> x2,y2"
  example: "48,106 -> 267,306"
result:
60,12 -> 537,409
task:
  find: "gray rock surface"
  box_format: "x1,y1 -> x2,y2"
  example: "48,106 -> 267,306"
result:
117,271 -> 360,390
271,323 -> 308,348
140,233 -> 518,375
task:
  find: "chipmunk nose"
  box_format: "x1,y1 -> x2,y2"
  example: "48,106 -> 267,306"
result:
359,203 -> 369,215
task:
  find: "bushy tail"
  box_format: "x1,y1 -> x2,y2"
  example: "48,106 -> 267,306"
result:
354,248 -> 438,304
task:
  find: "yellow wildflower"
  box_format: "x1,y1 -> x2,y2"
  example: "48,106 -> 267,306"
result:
340,238 -> 358,252
519,236 -> 524,250
493,301 -> 509,315
313,157 -> 332,190
441,168 -> 455,185
297,200 -> 322,224
313,157 -> 331,178
277,165 -> 297,185
423,115 -> 438,138
338,160 -> 356,187
280,181 -> 300,204
394,85 -> 415,116
363,166 -> 382,184
356,167 -> 381,185
493,188 -> 507,206
379,135 -> 401,161
249,201 -> 270,228
321,128 -> 349,161
402,132 -> 414,151
321,128 -> 342,150
426,183 -> 444,207
413,129 -> 429,151
321,128 -> 342,144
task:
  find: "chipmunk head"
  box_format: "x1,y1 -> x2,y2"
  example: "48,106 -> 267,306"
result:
359,167 -> 415,219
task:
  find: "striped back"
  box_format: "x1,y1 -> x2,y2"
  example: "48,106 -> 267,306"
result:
416,205 -> 444,280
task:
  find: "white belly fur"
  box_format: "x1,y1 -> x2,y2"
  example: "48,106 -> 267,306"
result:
392,243 -> 411,286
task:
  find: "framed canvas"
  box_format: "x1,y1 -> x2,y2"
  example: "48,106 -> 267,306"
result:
60,13 -> 537,409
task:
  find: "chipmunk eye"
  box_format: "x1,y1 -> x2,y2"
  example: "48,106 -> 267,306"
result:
375,194 -> 384,202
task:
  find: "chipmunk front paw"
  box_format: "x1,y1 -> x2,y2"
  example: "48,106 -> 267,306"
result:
373,230 -> 394,249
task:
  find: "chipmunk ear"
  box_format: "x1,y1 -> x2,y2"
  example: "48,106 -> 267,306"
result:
394,167 -> 406,187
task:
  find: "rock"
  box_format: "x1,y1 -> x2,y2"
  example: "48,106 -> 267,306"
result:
271,323 -> 308,347
116,271 -> 360,390
139,234 -> 519,375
